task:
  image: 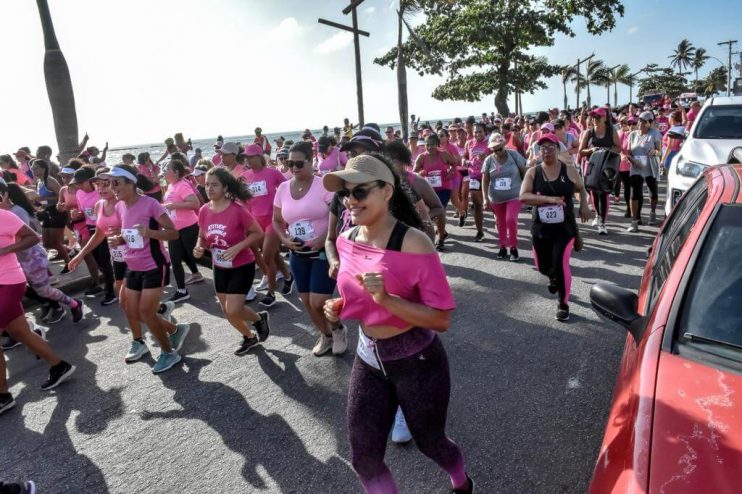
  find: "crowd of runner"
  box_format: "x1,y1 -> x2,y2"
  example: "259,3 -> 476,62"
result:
0,101 -> 681,493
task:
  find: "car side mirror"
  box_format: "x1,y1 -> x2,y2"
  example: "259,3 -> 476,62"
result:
590,284 -> 644,342
728,147 -> 742,164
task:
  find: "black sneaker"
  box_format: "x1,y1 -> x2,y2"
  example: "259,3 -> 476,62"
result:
556,304 -> 570,322
509,248 -> 519,262
624,208 -> 631,218
40,361 -> 76,390
45,306 -> 66,324
548,277 -> 558,294
71,299 -> 84,323
84,285 -> 105,298
435,239 -> 445,252
281,274 -> 294,296
452,474 -> 474,494
253,311 -> 271,342
60,265 -> 71,274
234,335 -> 260,355
474,231 -> 484,242
0,392 -> 16,415
39,304 -> 53,322
0,480 -> 36,494
496,247 -> 508,259
458,215 -> 466,227
1,337 -> 21,351
168,290 -> 191,304
101,293 -> 118,306
259,292 -> 276,308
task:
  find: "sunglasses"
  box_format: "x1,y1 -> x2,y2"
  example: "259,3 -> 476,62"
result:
94,180 -> 111,187
111,179 -> 128,187
287,160 -> 306,169
337,183 -> 380,201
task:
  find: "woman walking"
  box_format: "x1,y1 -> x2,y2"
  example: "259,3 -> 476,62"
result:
463,123 -> 491,241
627,111 -> 662,231
30,159 -> 71,270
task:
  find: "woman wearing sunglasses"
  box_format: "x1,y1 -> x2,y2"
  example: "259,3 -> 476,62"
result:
193,168 -> 270,355
272,141 -> 346,357
103,165 -> 191,374
322,154 -> 473,494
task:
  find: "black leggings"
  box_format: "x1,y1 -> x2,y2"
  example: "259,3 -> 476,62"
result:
88,226 -> 114,296
532,228 -> 575,307
347,336 -> 466,492
630,175 -> 659,213
612,171 -> 631,205
591,191 -> 609,222
168,223 -> 200,290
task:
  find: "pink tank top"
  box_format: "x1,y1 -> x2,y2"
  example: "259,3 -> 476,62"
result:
95,199 -> 121,232
420,152 -> 451,191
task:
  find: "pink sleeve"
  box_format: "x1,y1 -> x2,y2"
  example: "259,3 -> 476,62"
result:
339,152 -> 348,167
416,255 -> 456,311
273,182 -> 285,208
2,211 -> 25,236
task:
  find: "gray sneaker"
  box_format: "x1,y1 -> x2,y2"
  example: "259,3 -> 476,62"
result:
331,325 -> 348,355
648,211 -> 657,226
312,334 -> 333,357
627,220 -> 639,233
169,323 -> 191,353
125,339 -> 150,363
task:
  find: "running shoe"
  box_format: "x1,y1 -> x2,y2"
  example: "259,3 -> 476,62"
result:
547,277 -> 558,294
40,361 -> 76,390
33,324 -> 47,342
496,247 -> 508,260
39,304 -> 53,322
253,311 -> 270,342
84,285 -> 105,298
474,231 -> 484,242
255,275 -> 270,292
45,307 -> 66,324
452,474 -> 475,494
259,292 -> 276,308
624,208 -> 632,218
281,274 -> 295,296
331,324 -> 348,355
556,304 -> 570,322
391,408 -> 412,444
312,334 -> 333,357
245,287 -> 257,303
101,293 -> 118,306
591,217 -> 599,227
0,480 -> 36,494
627,221 -> 639,233
648,211 -> 657,226
152,351 -> 181,374
168,290 -> 191,304
185,272 -> 205,285
234,335 -> 260,355
125,339 -> 150,363
1,336 -> 21,351
458,215 -> 466,227
509,248 -> 519,262
71,299 -> 84,323
598,224 -> 608,235
60,265 -> 71,275
158,301 -> 175,323
435,239 -> 446,252
169,323 -> 191,353
0,392 -> 16,415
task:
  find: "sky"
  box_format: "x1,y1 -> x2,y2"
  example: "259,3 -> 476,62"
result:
1,0 -> 740,151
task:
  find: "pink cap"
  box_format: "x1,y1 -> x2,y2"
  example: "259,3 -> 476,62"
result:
540,123 -> 555,133
245,144 -> 263,157
537,133 -> 560,146
589,107 -> 607,118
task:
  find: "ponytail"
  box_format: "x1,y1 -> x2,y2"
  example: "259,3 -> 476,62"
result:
206,168 -> 253,202
366,152 -> 422,230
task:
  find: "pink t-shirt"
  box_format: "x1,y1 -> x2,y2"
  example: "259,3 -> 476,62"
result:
0,209 -> 27,284
619,131 -> 632,172
336,235 -> 456,328
198,201 -> 256,269
465,138 -> 490,180
317,148 -> 348,176
686,109 -> 699,130
241,166 -> 287,218
163,179 -> 199,230
273,176 -> 333,243
418,152 -> 451,191
228,164 -> 245,178
655,117 -> 670,135
76,189 -> 102,226
115,195 -> 170,272
212,153 -> 223,167
138,164 -> 161,193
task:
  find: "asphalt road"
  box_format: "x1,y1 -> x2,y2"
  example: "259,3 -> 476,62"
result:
0,195 -> 660,493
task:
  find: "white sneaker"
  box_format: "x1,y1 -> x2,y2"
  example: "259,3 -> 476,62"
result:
591,217 -> 599,227
312,334 -> 333,356
627,221 -> 639,233
255,276 -> 269,292
331,325 -> 348,355
598,224 -> 608,235
391,408 -> 412,443
245,287 -> 257,302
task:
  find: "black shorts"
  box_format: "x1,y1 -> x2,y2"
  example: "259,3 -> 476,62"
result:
214,262 -> 255,295
113,261 -> 127,281
41,206 -> 68,229
125,265 -> 170,292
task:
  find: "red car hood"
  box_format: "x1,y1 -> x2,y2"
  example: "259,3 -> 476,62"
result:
650,352 -> 742,493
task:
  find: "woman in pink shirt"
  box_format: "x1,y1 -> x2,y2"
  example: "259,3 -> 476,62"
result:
0,205 -> 76,411
463,123 -> 491,242
242,144 -> 292,307
273,141 -> 345,357
316,136 -> 348,176
137,153 -> 163,202
437,128 -> 465,229
194,168 -> 271,355
163,159 -> 204,303
322,154 -> 472,494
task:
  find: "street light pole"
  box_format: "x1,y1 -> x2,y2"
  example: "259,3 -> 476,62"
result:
575,54 -> 594,109
718,39 -> 738,96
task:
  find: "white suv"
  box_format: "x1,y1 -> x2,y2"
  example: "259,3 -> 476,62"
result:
665,96 -> 742,215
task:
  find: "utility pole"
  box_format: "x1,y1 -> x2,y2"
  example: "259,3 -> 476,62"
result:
319,0 -> 369,126
575,54 -> 594,110
717,39 -> 738,96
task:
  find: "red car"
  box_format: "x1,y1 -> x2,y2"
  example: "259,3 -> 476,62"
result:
588,163 -> 742,493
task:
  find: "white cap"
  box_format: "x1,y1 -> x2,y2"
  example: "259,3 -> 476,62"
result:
219,142 -> 239,155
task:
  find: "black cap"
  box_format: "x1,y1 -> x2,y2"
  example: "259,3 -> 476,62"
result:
317,136 -> 333,152
339,127 -> 384,153
70,167 -> 95,185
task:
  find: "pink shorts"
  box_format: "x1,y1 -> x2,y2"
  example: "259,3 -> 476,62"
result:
255,215 -> 274,235
0,283 -> 27,329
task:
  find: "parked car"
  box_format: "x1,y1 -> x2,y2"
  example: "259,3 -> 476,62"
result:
676,92 -> 699,109
588,163 -> 742,494
665,95 -> 742,214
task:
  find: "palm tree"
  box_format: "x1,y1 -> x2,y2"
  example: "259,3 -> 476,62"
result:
36,0 -> 79,163
605,64 -> 631,106
692,47 -> 710,86
561,65 -> 579,110
585,59 -> 608,107
668,39 -> 696,75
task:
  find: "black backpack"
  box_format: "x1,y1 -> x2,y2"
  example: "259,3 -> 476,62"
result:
584,148 -> 620,193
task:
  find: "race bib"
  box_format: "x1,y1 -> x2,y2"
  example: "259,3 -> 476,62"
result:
248,180 -> 268,197
357,330 -> 381,370
84,207 -> 96,221
638,156 -> 648,166
122,228 -> 144,249
290,220 -> 315,241
426,173 -> 443,188
469,179 -> 481,190
167,208 -> 176,219
538,205 -> 565,224
110,246 -> 126,263
494,177 -> 512,191
212,248 -> 233,269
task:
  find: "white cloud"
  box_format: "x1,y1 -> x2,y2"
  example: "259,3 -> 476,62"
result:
313,31 -> 353,55
365,6 -> 376,15
270,17 -> 301,39
627,26 -> 639,35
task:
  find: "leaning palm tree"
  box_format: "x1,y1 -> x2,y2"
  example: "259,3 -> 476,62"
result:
585,59 -> 608,107
692,47 -> 710,86
36,0 -> 79,163
561,65 -> 580,110
606,64 -> 631,107
668,39 -> 696,75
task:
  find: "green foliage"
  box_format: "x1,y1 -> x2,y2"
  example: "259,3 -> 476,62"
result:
668,39 -> 696,75
638,68 -> 690,99
699,66 -> 728,96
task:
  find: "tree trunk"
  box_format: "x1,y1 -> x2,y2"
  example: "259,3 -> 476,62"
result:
37,0 -> 78,164
606,85 -> 610,106
587,83 -> 591,108
614,82 -> 618,107
494,61 -> 510,116
396,7 -> 409,141
563,81 -> 568,111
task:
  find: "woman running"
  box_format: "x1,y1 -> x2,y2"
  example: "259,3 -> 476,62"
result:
272,141 -> 346,357
437,128 -> 464,228
627,111 -> 662,231
322,154 -> 473,494
482,133 -> 527,261
193,168 -> 271,355
520,134 -> 590,322
30,159 -> 71,270
56,161 -> 86,267
241,144 -> 293,307
463,123 -> 491,242
103,165 -> 190,372
163,159 -> 204,303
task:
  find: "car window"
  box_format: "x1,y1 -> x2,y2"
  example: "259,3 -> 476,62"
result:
679,204 -> 742,349
647,179 -> 708,313
693,105 -> 742,139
